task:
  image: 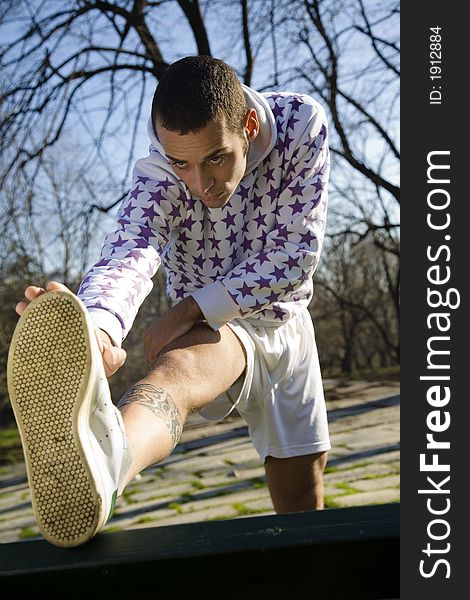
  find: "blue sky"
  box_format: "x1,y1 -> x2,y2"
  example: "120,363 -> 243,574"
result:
0,0 -> 399,276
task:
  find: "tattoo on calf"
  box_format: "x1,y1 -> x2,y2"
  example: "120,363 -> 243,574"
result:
117,383 -> 183,452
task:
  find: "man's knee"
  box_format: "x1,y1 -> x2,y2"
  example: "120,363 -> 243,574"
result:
146,322 -> 246,413
148,343 -> 202,414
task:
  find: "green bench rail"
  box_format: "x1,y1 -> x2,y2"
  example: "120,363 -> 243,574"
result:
0,503 -> 399,598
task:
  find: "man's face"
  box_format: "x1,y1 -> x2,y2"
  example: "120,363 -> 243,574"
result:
156,110 -> 258,209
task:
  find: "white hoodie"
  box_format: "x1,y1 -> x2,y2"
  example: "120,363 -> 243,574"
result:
78,85 -> 330,347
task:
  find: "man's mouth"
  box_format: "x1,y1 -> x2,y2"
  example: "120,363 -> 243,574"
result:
202,191 -> 223,202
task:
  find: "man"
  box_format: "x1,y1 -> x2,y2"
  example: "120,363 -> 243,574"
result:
8,56 -> 330,547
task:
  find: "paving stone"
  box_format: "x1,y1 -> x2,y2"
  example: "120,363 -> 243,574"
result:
160,454 -> 233,474
0,463 -> 27,484
325,462 -> 399,484
0,529 -> 26,543
108,506 -> 177,530
331,489 -> 400,508
132,490 -> 274,528
164,487 -> 272,516
240,497 -> 275,513
324,485 -> 342,497
129,504 -> 242,528
350,474 -> 400,492
0,380 -> 400,543
0,514 -> 37,539
210,445 -> 260,464
332,411 -> 400,434
179,417 -> 243,443
124,494 -> 274,530
123,481 -> 195,503
199,465 -> 266,488
345,430 -> 399,451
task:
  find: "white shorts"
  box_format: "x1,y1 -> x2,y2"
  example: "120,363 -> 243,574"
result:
198,308 -> 331,462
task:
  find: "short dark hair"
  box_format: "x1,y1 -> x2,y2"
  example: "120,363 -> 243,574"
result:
152,56 -> 247,135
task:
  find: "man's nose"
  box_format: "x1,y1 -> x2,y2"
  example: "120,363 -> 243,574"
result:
193,167 -> 214,196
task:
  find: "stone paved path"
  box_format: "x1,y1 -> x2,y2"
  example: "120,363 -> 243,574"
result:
0,379 -> 399,543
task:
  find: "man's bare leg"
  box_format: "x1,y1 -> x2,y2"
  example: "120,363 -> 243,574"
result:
263,452 -> 328,513
117,322 -> 246,488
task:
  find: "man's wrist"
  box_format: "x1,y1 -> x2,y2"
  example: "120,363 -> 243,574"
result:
183,295 -> 204,321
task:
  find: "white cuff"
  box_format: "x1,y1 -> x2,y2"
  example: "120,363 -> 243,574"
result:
191,281 -> 241,330
86,308 -> 123,348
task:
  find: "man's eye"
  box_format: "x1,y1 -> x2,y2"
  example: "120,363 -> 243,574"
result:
209,155 -> 227,165
171,161 -> 186,169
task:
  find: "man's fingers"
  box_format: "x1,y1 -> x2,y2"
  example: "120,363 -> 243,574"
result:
18,285 -> 47,315
15,302 -> 28,316
20,282 -> 71,314
94,328 -> 125,376
16,282 -> 126,378
103,345 -> 126,376
24,286 -> 46,301
24,281 -> 70,302
45,281 -> 70,293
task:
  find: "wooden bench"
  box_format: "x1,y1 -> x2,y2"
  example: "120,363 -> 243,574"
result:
0,503 -> 399,598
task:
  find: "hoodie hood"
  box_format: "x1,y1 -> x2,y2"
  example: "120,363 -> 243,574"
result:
146,84 -> 277,177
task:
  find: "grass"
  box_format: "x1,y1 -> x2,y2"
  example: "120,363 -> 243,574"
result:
0,491 -> 16,500
168,502 -> 183,514
334,482 -> 361,494
324,496 -> 342,509
19,526 -> 39,539
180,492 -> 195,502
191,480 -> 206,490
324,465 -> 340,474
231,502 -> 268,516
121,486 -> 144,504
134,515 -> 158,525
361,472 -> 399,480
324,461 -> 372,474
104,525 -> 124,532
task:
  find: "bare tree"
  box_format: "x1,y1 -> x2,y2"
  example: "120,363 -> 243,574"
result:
0,0 -> 278,187
279,0 -> 399,360
312,237 -> 399,373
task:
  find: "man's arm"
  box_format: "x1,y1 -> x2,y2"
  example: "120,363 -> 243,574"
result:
143,295 -> 203,364
77,175 -> 172,347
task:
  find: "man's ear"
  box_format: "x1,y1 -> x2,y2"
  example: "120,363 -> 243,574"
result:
244,108 -> 259,141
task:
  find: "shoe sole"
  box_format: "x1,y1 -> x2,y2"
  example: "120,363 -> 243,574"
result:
7,291 -> 104,547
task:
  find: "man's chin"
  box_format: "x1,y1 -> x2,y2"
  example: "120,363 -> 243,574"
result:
201,191 -> 232,209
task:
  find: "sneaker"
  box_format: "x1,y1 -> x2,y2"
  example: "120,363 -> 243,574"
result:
7,289 -> 128,547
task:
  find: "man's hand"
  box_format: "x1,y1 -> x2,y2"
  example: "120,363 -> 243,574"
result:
144,295 -> 204,365
16,281 -> 126,378
93,328 -> 127,378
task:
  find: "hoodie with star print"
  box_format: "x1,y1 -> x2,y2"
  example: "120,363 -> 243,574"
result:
78,85 -> 330,347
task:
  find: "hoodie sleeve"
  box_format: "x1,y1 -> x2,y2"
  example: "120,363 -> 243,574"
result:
77,172 -> 173,346
191,99 -> 329,329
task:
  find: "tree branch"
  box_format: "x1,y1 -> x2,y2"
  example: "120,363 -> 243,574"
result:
177,0 -> 211,56
240,0 -> 253,85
